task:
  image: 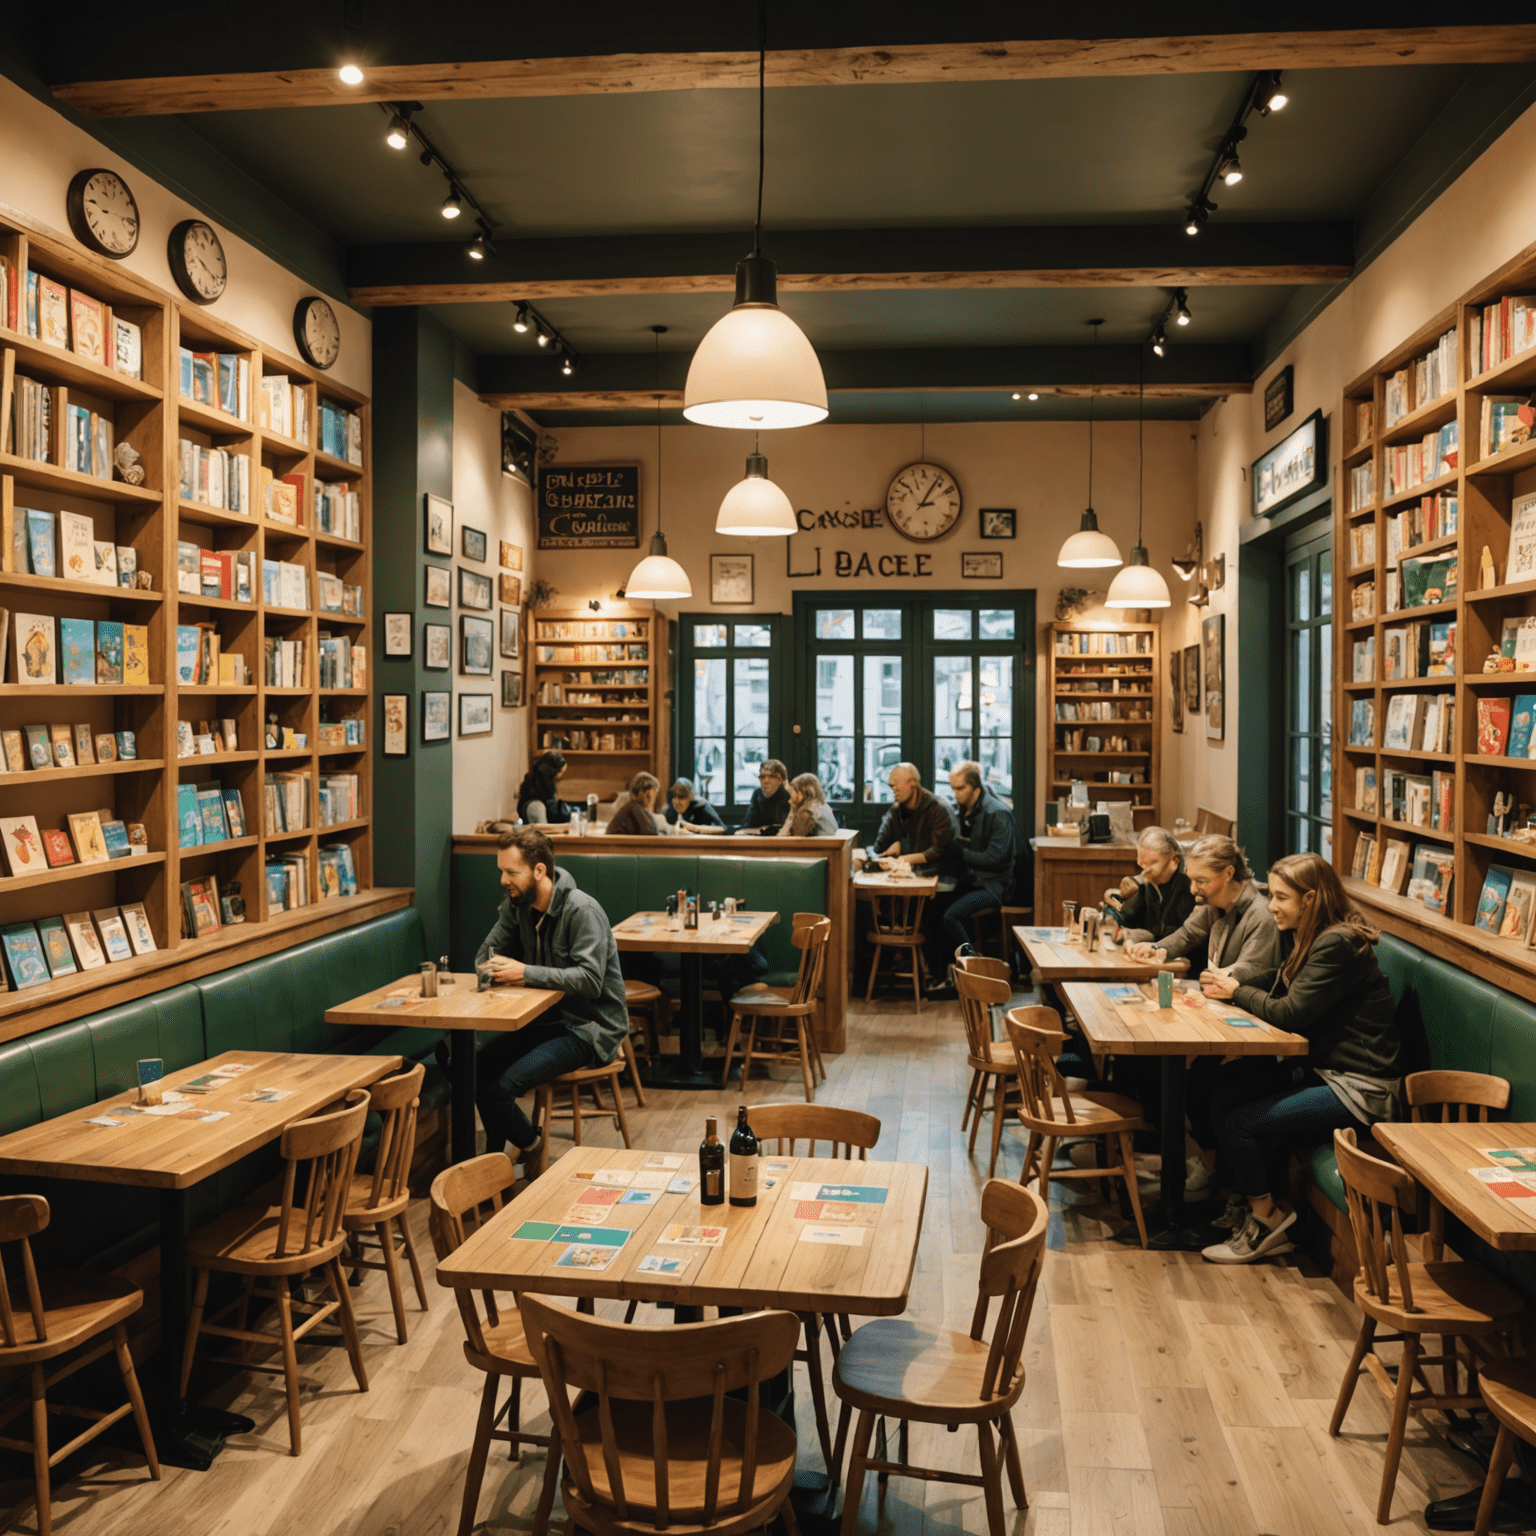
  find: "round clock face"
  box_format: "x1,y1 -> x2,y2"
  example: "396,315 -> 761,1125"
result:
67,169 -> 139,259
295,296 -> 341,370
168,219 -> 227,305
885,462 -> 963,543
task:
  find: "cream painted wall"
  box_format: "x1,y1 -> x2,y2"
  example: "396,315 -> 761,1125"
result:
451,380 -> 535,831
0,75 -> 370,393
534,418 -> 1198,831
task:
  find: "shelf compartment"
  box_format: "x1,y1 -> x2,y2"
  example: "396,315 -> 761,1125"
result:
0,453 -> 162,506
176,396 -> 255,438
0,571 -> 162,604
0,685 -> 163,697
1,850 -> 166,895
1382,469 -> 1458,510
0,757 -> 166,788
176,498 -> 257,531
0,327 -> 163,404
1379,392 -> 1458,447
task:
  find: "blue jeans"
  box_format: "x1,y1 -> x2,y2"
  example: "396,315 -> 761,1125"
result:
1208,1059 -> 1362,1197
476,1019 -> 597,1151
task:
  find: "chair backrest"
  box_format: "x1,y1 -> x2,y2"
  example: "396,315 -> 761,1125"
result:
1334,1127 -> 1422,1312
956,954 -> 1010,983
1004,1008 -> 1075,1129
787,913 -> 832,1005
429,1151 -> 519,1356
0,1195 -> 49,1348
1195,806 -> 1234,836
358,1061 -> 424,1213
969,1180 -> 1049,1404
519,1293 -> 800,1526
273,1089 -> 370,1261
955,962 -> 1012,1062
869,891 -> 926,938
749,1102 -> 880,1159
1405,1070 -> 1511,1123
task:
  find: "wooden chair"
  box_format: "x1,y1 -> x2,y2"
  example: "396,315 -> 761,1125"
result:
720,914 -> 831,1101
0,1195 -> 159,1536
832,1180 -> 1048,1536
1004,1008 -> 1149,1249
519,1293 -> 803,1536
429,1153 -> 567,1536
341,1062 -> 429,1345
532,1045 -> 641,1165
956,961 -> 1022,1178
179,1089 -> 372,1456
863,889 -> 930,1010
1194,806 -> 1234,836
1467,1358 -> 1536,1536
1328,1127 -> 1524,1524
624,978 -> 667,1073
1406,1070 -> 1511,1122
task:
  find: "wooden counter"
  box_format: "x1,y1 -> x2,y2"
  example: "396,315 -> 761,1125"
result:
1031,839 -> 1138,926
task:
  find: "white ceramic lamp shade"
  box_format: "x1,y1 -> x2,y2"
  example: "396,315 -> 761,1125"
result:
625,532 -> 692,600
1056,508 -> 1123,569
1105,543 -> 1172,608
716,453 -> 797,536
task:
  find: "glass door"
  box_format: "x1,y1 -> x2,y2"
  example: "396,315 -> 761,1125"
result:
676,617 -> 782,821
927,605 -> 1019,802
1285,530 -> 1333,857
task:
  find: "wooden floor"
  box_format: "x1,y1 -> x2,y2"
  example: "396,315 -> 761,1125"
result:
11,998 -> 1489,1535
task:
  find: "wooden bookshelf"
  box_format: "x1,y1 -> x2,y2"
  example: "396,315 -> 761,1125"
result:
1046,621 -> 1160,828
0,208 -> 377,1021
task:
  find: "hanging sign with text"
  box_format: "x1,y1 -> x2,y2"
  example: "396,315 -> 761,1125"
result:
538,464 -> 641,549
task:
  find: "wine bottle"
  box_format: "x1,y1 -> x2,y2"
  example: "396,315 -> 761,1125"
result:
699,1117 -> 725,1206
729,1104 -> 758,1207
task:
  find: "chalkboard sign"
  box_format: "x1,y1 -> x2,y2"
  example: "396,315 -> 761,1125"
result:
537,463 -> 640,549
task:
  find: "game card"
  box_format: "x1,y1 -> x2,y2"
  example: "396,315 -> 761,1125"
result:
629,1170 -> 671,1191
555,1244 -> 621,1271
574,1185 -> 622,1206
638,1254 -> 692,1276
643,1154 -> 685,1171
564,1206 -> 610,1224
659,1224 -> 727,1247
236,1088 -> 293,1103
667,1177 -> 698,1195
618,1189 -> 659,1206
799,1226 -> 866,1247
587,1168 -> 635,1188
793,1200 -> 859,1222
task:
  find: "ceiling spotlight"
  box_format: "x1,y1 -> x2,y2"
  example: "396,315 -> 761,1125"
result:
560,354 -> 576,377
512,304 -> 530,334
468,232 -> 490,260
385,111 -> 411,150
1152,329 -> 1167,357
1175,291 -> 1192,326
441,187 -> 463,220
536,328 -> 549,348
1011,392 -> 1021,401
1185,210 -> 1200,236
1261,72 -> 1288,114
1219,149 -> 1243,186
338,63 -> 364,85
1028,392 -> 1039,401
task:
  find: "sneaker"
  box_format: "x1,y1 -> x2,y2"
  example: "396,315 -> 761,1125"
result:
1185,1157 -> 1211,1196
1202,1208 -> 1297,1264
514,1130 -> 544,1168
1210,1194 -> 1250,1230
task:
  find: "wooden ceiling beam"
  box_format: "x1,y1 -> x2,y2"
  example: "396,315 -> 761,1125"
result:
53,26 -> 1536,116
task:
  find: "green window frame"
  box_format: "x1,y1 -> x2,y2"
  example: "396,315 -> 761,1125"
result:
1285,529 -> 1333,858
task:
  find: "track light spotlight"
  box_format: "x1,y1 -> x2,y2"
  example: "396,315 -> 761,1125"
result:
512,304 -> 530,334
385,111 -> 410,149
338,63 -> 364,85
1175,291 -> 1192,327
1219,147 -> 1243,186
468,233 -> 489,260
1028,392 -> 1039,401
1152,330 -> 1166,357
1260,72 -> 1288,113
536,328 -> 549,348
441,187 -> 463,219
1011,392 -> 1021,400
560,354 -> 576,377
1185,210 -> 1200,236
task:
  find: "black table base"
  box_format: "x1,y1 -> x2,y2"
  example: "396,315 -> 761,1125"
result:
646,954 -> 723,1091
449,1030 -> 479,1163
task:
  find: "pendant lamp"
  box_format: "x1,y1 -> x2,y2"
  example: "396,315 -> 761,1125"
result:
626,328 -> 692,601
717,436 -> 797,535
1106,353 -> 1172,609
1056,320 -> 1123,570
683,5 -> 828,431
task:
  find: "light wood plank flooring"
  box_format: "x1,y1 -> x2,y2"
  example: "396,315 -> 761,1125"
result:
5,999 -> 1489,1534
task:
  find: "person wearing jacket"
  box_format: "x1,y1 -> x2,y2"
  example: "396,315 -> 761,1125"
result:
606,772 -> 662,836
875,762 -> 957,870
779,773 -> 839,837
473,826 -> 629,1160
1104,827 -> 1195,944
665,779 -> 726,831
1198,852 -> 1403,1264
738,760 -> 792,834
927,761 -> 1017,995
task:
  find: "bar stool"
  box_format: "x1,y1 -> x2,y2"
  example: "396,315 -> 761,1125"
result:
864,889 -> 930,1010
532,1053 -> 636,1173
624,978 -> 668,1069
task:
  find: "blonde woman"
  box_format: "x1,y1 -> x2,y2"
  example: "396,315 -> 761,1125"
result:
779,773 -> 838,837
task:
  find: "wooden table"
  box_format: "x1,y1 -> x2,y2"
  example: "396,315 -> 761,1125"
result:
1031,839 -> 1138,926
1374,1121 -> 1536,1253
0,1049 -> 402,1468
1061,979 -> 1309,1249
1015,925 -> 1178,983
612,910 -> 778,1089
851,871 -> 940,987
325,972 -> 564,1164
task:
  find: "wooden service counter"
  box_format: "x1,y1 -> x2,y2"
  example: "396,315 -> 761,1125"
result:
451,828 -> 857,1051
1031,837 -> 1139,926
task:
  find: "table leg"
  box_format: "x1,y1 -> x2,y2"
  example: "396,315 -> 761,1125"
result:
645,954 -> 720,1090
1116,1055 -> 1211,1251
450,1031 -> 478,1163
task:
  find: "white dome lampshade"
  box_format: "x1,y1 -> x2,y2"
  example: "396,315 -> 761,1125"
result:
1056,508 -> 1124,569
684,255 -> 828,431
625,532 -> 692,600
717,451 -> 797,536
1105,542 -> 1172,608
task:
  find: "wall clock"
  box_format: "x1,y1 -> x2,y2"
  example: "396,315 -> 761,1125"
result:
885,462 -> 963,543
294,296 -> 341,370
167,219 -> 227,305
66,169 -> 139,259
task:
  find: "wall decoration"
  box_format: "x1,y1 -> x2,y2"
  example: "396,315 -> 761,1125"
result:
459,568 -> 493,611
422,691 -> 451,742
424,565 -> 451,608
501,670 -> 523,708
500,541 -> 524,572
1169,651 -> 1183,733
1183,645 -> 1200,715
710,554 -> 754,605
886,462 -> 963,542
66,169 -> 139,259
499,573 -> 522,606
979,508 -> 1016,540
961,552 -> 1003,579
383,613 -> 412,657
458,693 -> 493,737
1203,614 -> 1226,740
425,493 -> 454,556
424,623 -> 451,669
462,526 -> 487,562
294,296 -> 341,370
538,463 -> 640,548
1253,409 -> 1325,519
460,615 -> 494,676
167,219 -> 227,305
1263,364 -> 1294,432
382,694 -> 409,756
500,608 -> 521,659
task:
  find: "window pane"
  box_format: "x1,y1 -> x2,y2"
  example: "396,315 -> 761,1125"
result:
1320,625 -> 1333,818
932,655 -> 972,737
862,608 -> 902,639
815,609 -> 855,640
734,623 -> 771,648
978,738 -> 1013,799
815,655 -> 853,737
978,657 -> 1013,737
979,609 -> 1015,640
818,738 -> 855,803
863,655 -> 902,739
693,739 -> 727,804
1294,629 -> 1311,727
734,656 -> 771,738
933,738 -> 970,785
1320,823 -> 1333,863
733,740 -> 768,803
933,609 -> 973,641
1320,550 -> 1333,617
693,623 -> 727,648
863,740 -> 902,803
1292,736 -> 1312,815
693,658 -> 726,736
1293,561 -> 1312,623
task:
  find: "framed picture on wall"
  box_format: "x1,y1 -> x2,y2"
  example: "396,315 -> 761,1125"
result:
424,564 -> 451,608
1253,409 -> 1325,520
710,554 -> 753,604
422,690 -> 451,742
459,568 -> 493,610
500,541 -> 524,572
424,623 -> 451,669
500,607 -> 521,659
979,508 -> 1015,539
460,615 -> 494,676
499,573 -> 522,606
1203,614 -> 1226,740
458,693 -> 493,737
501,670 -> 523,708
381,693 -> 408,756
1169,651 -> 1183,733
424,493 -> 453,556
383,613 -> 412,658
961,552 -> 1003,579
462,526 -> 487,562
1183,645 -> 1200,714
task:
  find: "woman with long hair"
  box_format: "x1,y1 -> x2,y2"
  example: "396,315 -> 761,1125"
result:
778,773 -> 838,837
1199,852 -> 1402,1265
516,750 -> 573,824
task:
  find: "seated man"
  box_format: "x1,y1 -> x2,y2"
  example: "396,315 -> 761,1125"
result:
1103,826 -> 1195,945
928,760 -> 1017,997
665,778 -> 726,832
873,762 -> 957,988
473,826 -> 629,1162
738,759 -> 791,834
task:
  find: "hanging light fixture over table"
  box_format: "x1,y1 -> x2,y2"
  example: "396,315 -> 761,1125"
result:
1106,350 -> 1172,609
626,327 -> 693,601
1056,320 -> 1123,570
717,436 -> 797,535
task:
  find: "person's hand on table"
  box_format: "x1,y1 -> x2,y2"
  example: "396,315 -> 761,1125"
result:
1125,941 -> 1163,963
483,955 -> 525,985
1200,967 -> 1239,999
895,852 -> 926,867
1117,875 -> 1139,900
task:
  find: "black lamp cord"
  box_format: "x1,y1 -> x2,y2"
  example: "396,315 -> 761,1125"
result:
654,328 -> 664,536
1088,321 -> 1099,506
754,0 -> 766,256
1137,343 -> 1145,546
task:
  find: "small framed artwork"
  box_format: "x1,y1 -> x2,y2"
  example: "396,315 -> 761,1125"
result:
500,607 -> 521,659
422,690 -> 451,742
460,615 -> 494,676
425,564 -> 451,608
383,613 -> 412,657
1183,645 -> 1200,714
458,692 -> 493,737
459,568 -> 493,611
710,553 -> 753,605
499,572 -> 522,606
424,623 -> 451,670
462,526 -> 487,562
1169,651 -> 1183,733
500,541 -> 524,572
1203,613 -> 1226,740
382,693 -> 409,756
501,670 -> 523,708
961,552 -> 1003,579
1253,409 -> 1325,520
979,508 -> 1015,540
425,493 -> 453,556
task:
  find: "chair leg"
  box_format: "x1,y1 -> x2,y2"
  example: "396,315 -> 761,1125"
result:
1329,1316 -> 1377,1436
961,1069 -> 982,1134
113,1323 -> 161,1479
740,1016 -> 760,1086
988,1074 -> 1007,1179
399,1213 -> 430,1311
1019,1130 -> 1042,1187
967,1074 -> 986,1156
378,1218 -> 409,1344
800,1316 -> 834,1472
1117,1130 -> 1149,1249
975,1418 -> 1009,1536
998,1410 -> 1027,1509
569,1084 -> 583,1146
621,1034 -> 647,1107
458,1373 -> 499,1536
508,1375 -> 523,1460
807,1010 -> 827,1081
865,945 -> 882,1002
797,1020 -> 815,1104
827,1400 -> 853,1494
610,1069 -> 633,1149
1474,1424 -> 1516,1536
531,1087 -> 552,1178
838,1409 -> 878,1536
330,1257 -> 370,1393
911,944 -> 923,1013
531,1423 -> 562,1536
720,1008 -> 743,1087
179,1266 -> 210,1398
31,1364 -> 50,1536
1038,1137 -> 1058,1201
276,1283 -> 303,1455
1377,1332 -> 1420,1524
